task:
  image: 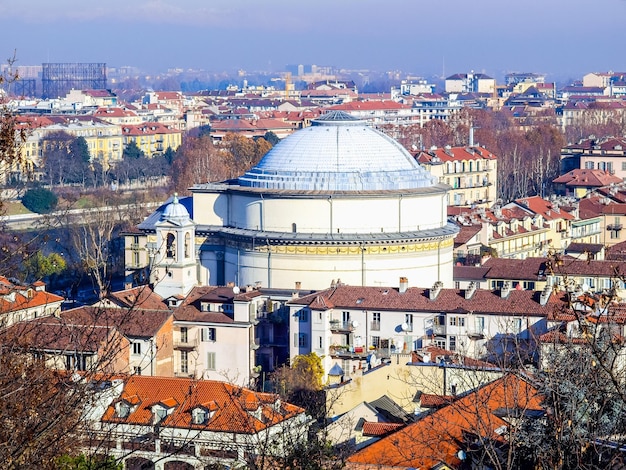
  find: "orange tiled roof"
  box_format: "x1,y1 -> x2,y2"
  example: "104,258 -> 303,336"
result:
102,375 -> 304,433
416,145 -> 498,163
348,374 -> 542,469
290,284 -> 565,317
361,421 -> 404,437
0,276 -> 63,314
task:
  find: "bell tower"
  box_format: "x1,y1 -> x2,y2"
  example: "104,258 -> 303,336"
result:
152,194 -> 198,298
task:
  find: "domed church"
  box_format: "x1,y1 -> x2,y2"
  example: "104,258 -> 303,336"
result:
135,111 -> 457,296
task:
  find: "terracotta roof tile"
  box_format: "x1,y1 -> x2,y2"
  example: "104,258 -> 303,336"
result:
347,374 -> 542,469
361,421 -> 404,436
102,376 -> 304,433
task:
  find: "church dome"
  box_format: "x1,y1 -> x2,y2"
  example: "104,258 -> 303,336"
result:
238,111 -> 436,191
161,193 -> 191,224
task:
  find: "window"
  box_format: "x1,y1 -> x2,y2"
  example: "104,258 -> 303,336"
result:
117,401 -> 131,418
458,317 -> 465,327
449,336 -> 457,351
371,336 -> 380,348
184,233 -> 191,258
134,366 -> 142,375
476,316 -> 485,332
155,407 -> 168,423
166,233 -> 176,258
449,317 -> 457,326
132,342 -> 141,355
405,314 -> 414,332
342,311 -> 350,323
371,312 -> 381,331
511,318 -> 523,334
294,333 -> 308,348
621,161 -> 626,171
206,352 -> 216,371
298,310 -> 308,322
319,336 -> 323,349
180,327 -> 188,343
180,350 -> 188,374
192,408 -> 208,425
201,327 -> 216,342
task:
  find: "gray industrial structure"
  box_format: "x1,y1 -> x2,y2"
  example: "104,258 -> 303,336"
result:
41,63 -> 106,99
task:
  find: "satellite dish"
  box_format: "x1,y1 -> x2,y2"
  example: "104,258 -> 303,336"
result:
351,320 -> 359,328
232,286 -> 240,294
401,322 -> 409,332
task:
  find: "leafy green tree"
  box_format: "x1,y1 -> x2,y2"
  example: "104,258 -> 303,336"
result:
70,136 -> 91,164
22,251 -> 66,282
21,187 -> 58,213
122,140 -> 144,160
262,131 -> 280,146
163,146 -> 176,165
55,454 -> 122,470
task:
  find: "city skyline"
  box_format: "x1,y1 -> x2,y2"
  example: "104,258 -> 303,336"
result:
1,0 -> 626,80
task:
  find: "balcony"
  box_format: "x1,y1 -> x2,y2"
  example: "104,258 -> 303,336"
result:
432,324 -> 446,336
173,337 -> 198,350
330,320 -> 355,332
174,369 -> 193,377
466,327 -> 485,340
607,224 -> 623,231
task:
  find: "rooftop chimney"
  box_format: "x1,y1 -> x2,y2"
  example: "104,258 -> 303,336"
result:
540,285 -> 553,306
500,281 -> 512,299
464,281 -> 477,300
399,277 -> 409,294
429,281 -> 443,301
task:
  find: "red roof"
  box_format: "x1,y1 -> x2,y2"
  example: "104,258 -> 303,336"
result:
348,374 -> 542,469
416,145 -> 498,163
553,169 -> 621,187
102,376 -> 304,433
290,284 -> 565,317
361,421 -> 404,436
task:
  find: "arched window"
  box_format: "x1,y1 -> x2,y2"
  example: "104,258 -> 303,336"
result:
184,233 -> 191,258
166,233 -> 176,259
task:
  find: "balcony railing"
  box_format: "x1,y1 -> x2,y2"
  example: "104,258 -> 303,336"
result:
607,224 -> 623,231
432,324 -> 446,336
330,320 -> 354,331
173,337 -> 198,349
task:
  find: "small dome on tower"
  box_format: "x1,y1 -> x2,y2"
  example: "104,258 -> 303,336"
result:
161,193 -> 191,224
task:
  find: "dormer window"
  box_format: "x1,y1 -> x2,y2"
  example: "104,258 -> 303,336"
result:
192,408 -> 208,425
116,401 -> 131,418
155,407 -> 168,423
152,398 -> 177,424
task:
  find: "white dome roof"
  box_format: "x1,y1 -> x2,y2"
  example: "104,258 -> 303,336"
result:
161,193 -> 191,224
238,111 -> 436,191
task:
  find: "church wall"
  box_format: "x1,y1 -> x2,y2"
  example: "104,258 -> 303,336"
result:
192,191 -> 228,226
226,191 -> 448,234
217,239 -> 454,291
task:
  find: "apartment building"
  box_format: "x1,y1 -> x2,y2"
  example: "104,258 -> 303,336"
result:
415,145 -> 498,207
288,281 -> 562,381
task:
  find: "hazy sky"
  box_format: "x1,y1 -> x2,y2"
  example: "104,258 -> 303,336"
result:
1,0 -> 625,80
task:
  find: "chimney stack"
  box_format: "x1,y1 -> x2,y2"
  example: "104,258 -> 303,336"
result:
464,281 -> 477,300
429,281 -> 443,300
399,277 -> 409,294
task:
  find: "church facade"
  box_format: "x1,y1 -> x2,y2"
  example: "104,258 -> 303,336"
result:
126,111 -> 457,297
